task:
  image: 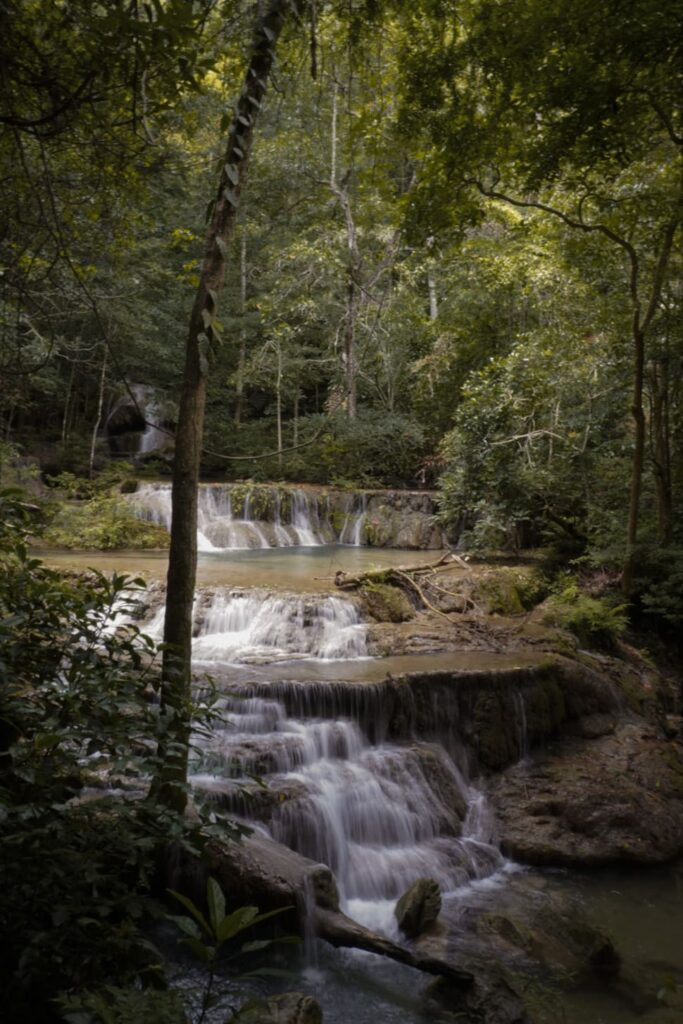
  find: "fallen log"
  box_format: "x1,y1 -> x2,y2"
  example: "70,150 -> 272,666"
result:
334,552 -> 456,591
315,906 -> 473,985
167,832 -> 472,987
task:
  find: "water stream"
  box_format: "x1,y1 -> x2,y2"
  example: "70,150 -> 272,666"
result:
46,540 -> 682,1022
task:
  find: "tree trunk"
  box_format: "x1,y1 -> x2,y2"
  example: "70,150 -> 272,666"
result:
427,269 -> 438,321
276,340 -> 283,469
651,358 -> 673,543
622,325 -> 645,595
89,346 -> 107,478
329,84 -> 360,419
155,0 -> 292,813
234,231 -> 248,426
62,359 -> 75,445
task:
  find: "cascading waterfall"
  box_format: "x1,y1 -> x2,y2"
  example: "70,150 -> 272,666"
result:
191,680 -> 506,934
130,483 -> 335,550
339,492 -> 368,546
140,588 -> 368,664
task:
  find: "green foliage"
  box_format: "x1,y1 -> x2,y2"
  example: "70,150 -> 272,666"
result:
43,493 -> 170,550
542,577 -> 627,649
167,879 -> 293,1024
636,546 -> 683,629
60,987 -> 188,1024
0,490 -> 234,1019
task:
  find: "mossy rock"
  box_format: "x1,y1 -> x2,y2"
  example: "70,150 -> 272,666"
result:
475,568 -> 549,616
360,582 -> 414,622
395,877 -> 441,937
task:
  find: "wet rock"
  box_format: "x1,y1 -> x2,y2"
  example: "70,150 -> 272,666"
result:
490,723 -> 683,865
240,992 -> 323,1024
360,582 -> 415,622
395,877 -> 442,937
423,974 -> 530,1024
564,711 -> 617,738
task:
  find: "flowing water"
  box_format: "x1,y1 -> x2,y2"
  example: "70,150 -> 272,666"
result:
44,531 -> 682,1022
129,482 -> 373,550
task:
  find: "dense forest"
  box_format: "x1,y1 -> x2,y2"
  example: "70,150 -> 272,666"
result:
1,2 -> 682,1023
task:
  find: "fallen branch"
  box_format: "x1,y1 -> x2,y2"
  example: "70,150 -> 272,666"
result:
334,552 -> 454,590
393,569 -> 456,623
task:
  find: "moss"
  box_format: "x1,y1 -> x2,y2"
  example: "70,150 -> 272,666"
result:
228,483 -> 249,518
525,679 -> 566,741
661,748 -> 683,794
363,507 -> 393,546
473,692 -> 519,770
361,582 -> 414,622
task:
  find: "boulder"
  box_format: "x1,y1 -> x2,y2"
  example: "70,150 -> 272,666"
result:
239,993 -> 323,1024
395,877 -> 442,937
423,974 -> 530,1024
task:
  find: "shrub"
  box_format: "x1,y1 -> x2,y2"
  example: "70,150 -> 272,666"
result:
542,577 -> 627,649
0,491 -> 221,1018
43,494 -> 169,549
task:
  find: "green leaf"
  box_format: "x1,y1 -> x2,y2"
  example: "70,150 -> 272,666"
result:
240,939 -> 274,954
207,877 -> 225,936
225,164 -> 239,185
167,889 -> 211,937
216,905 -> 258,943
184,936 -> 215,965
168,914 -> 201,940
223,188 -> 239,208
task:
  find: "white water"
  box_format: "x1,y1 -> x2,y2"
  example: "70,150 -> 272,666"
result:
130,483 -> 334,550
192,685 -> 506,933
339,493 -> 368,546
140,589 -> 368,664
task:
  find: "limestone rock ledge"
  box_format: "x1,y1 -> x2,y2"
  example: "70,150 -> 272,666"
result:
489,722 -> 683,866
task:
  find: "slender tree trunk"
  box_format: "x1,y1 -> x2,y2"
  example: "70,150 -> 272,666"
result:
293,389 -> 299,445
89,346 -> 107,478
234,231 -> 248,426
651,359 -> 673,542
62,359 -> 75,445
623,324 -> 646,595
329,83 -> 360,418
276,341 -> 283,469
427,270 -> 438,321
155,0 -> 292,813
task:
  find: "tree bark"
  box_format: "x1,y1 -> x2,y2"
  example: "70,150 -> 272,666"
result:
329,84 -> 360,418
234,230 -> 248,426
89,345 -> 107,478
155,0 -> 292,813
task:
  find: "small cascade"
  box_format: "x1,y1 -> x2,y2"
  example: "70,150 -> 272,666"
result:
191,683 -> 506,932
140,589 -> 368,664
338,492 -> 367,547
139,394 -> 166,453
513,688 -> 529,761
290,490 -> 324,546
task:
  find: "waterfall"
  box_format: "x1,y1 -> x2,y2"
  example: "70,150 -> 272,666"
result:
338,493 -> 367,547
191,682 -> 506,933
290,490 -> 323,546
129,483 -> 331,550
140,589 -> 368,664
138,393 -> 166,453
